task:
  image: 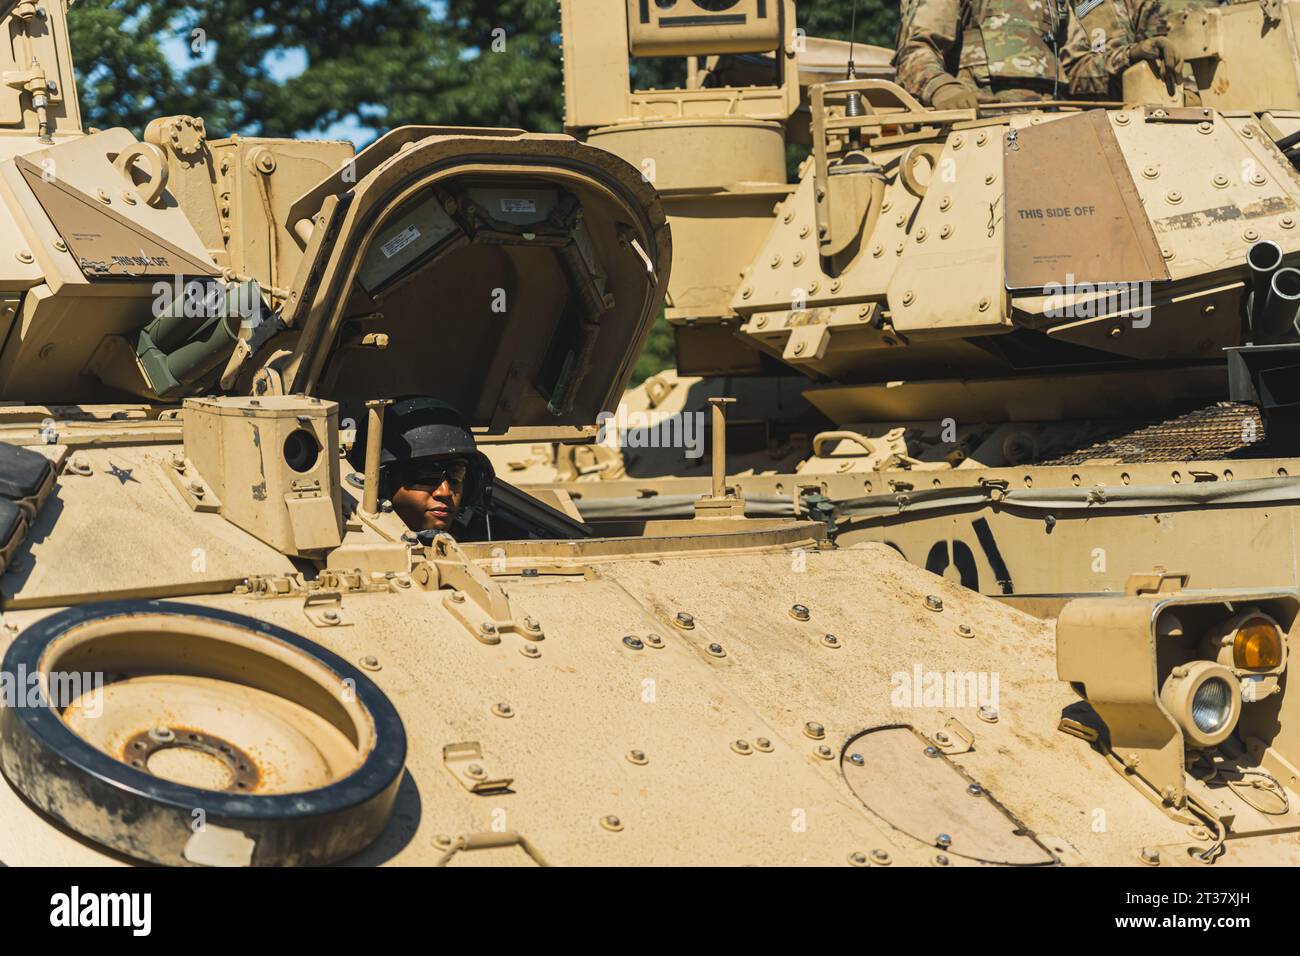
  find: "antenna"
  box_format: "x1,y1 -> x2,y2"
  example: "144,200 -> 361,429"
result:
844,0 -> 865,140
847,0 -> 860,80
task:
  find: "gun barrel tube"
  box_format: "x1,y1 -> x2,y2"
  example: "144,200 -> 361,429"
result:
1264,266 -> 1300,341
1249,240 -> 1285,334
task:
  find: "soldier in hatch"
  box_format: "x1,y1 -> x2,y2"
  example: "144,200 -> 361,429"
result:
349,397 -> 495,541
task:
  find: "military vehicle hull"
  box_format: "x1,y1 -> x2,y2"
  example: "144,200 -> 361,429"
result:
0,0 -> 1293,873
2,420 -> 1295,868
518,0 -> 1300,614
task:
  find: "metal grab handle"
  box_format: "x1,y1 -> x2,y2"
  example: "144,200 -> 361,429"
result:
812,430 -> 881,459
898,144 -> 944,199
434,831 -> 550,867
113,142 -> 170,207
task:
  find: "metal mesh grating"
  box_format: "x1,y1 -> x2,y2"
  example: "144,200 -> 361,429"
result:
1045,403 -> 1267,465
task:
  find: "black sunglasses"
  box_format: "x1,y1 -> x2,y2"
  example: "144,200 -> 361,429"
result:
401,460 -> 469,489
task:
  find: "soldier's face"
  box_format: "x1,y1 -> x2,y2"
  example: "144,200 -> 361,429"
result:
391,459 -> 468,533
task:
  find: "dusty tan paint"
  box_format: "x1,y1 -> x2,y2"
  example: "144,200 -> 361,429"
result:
0,0 -> 1291,870
513,1 -> 1300,612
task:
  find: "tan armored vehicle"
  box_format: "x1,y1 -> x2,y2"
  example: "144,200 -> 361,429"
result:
0,0 -> 1293,872
500,0 -> 1300,620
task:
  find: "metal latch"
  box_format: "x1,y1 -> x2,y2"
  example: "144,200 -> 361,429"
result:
289,477 -> 323,498
443,741 -> 513,794
979,477 -> 1009,501
931,717 -> 975,755
1058,717 -> 1101,743
1125,571 -> 1190,596
303,589 -> 348,627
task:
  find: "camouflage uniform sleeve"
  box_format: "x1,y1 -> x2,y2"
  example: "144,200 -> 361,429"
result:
894,0 -> 968,104
1063,0 -> 1141,98
1132,0 -> 1171,37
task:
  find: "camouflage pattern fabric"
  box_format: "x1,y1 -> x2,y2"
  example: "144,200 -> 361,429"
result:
895,0 -> 1067,104
1158,0 -> 1224,13
1063,0 -> 1199,98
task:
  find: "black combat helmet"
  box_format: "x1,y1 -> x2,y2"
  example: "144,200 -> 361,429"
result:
349,397 -> 495,508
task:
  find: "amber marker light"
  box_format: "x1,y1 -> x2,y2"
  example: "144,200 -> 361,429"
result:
1233,617 -> 1284,670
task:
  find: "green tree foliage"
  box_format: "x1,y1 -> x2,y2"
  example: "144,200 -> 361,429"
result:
800,0 -> 899,48
70,0 -> 468,136
426,0 -> 565,132
631,313 -> 675,387
67,3 -> 178,132
70,0 -> 897,137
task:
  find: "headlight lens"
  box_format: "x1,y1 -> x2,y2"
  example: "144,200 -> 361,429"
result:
1191,677 -> 1233,734
1233,617 -> 1283,670
1161,661 -> 1241,747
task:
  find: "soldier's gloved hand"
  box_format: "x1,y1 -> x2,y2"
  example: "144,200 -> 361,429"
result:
930,82 -> 980,111
1130,37 -> 1182,78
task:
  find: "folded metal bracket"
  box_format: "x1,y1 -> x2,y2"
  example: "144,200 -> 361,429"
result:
443,741 -> 514,794
418,534 -> 546,645
162,455 -> 221,513
932,717 -> 975,755
303,588 -> 349,627
1125,571 -> 1190,596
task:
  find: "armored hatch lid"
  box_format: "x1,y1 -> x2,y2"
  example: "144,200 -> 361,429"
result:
1003,110 -> 1169,292
9,129 -> 220,281
271,128 -> 672,440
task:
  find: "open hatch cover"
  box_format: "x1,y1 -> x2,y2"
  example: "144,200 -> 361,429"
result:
275,128 -> 672,439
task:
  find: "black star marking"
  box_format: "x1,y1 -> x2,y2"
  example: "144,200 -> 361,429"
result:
107,463 -> 138,485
